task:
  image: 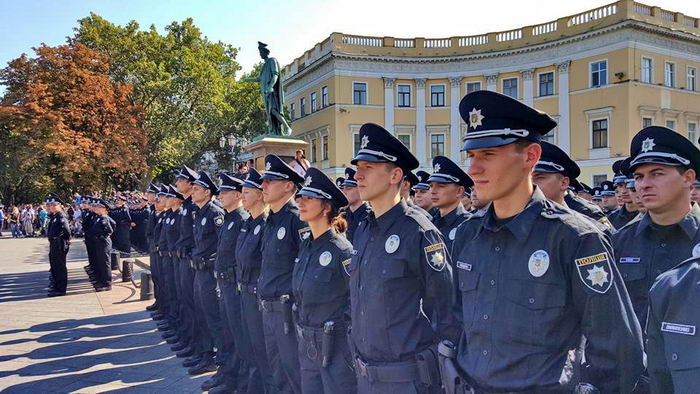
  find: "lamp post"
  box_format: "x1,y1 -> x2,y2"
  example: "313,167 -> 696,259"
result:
219,134 -> 247,171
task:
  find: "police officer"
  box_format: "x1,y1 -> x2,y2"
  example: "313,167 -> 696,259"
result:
145,184 -> 161,312
577,182 -> 594,202
259,154 -> 306,394
293,168 -> 356,394
161,186 -> 185,345
150,190 -> 169,321
82,197 -> 97,282
413,170 -> 435,214
154,186 -> 177,329
236,168 -> 276,394
448,91 -> 643,393
109,196 -> 133,255
608,158 -> 640,229
612,126 -> 700,331
46,194 -> 71,297
349,123 -> 456,393
335,177 -> 345,189
646,256 -> 700,393
427,155 -> 473,251
90,199 -> 114,292
600,181 -> 618,215
533,141 -> 613,233
401,171 -> 434,220
128,198 -> 149,253
189,171 -> 225,375
340,168 -> 370,244
206,172 -> 254,394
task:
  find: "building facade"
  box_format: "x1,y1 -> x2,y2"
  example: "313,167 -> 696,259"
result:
281,0 -> 700,185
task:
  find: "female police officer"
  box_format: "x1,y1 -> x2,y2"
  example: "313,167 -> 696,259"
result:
292,167 -> 356,394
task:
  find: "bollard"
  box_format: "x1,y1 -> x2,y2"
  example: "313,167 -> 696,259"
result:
122,260 -> 134,282
110,251 -> 120,270
140,271 -> 154,300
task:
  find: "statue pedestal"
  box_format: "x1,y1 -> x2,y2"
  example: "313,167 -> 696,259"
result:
245,134 -> 309,170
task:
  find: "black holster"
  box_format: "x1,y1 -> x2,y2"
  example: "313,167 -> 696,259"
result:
321,321 -> 335,367
438,340 -> 473,394
281,295 -> 293,335
416,346 -> 440,387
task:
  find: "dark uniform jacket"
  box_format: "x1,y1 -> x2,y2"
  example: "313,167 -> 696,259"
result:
215,207 -> 249,277
292,229 -> 353,328
432,204 -> 470,252
348,200 -> 457,362
152,212 -> 165,252
164,208 -> 182,254
129,207 -> 149,252
89,214 -> 114,242
146,205 -> 157,249
647,256 -> 700,394
608,205 -> 640,230
564,191 -> 614,233
175,197 -> 197,259
192,201 -> 225,269
47,211 -> 71,243
109,206 -> 132,252
235,212 -> 268,288
343,202 -> 370,244
612,204 -> 700,327
452,188 -> 643,393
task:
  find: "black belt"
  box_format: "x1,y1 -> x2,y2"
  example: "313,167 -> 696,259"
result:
355,356 -> 419,383
214,269 -> 235,280
191,255 -> 215,270
238,282 -> 257,294
259,298 -> 287,312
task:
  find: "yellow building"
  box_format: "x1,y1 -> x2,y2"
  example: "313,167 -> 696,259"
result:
281,0 -> 700,186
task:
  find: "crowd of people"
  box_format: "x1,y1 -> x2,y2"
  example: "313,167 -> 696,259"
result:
36,90 -> 698,393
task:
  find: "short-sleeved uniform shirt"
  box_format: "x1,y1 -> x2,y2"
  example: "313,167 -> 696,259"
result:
235,212 -> 268,287
192,201 -> 225,264
215,207 -> 249,275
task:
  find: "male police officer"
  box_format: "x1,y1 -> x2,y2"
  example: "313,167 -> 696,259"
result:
428,156 -> 472,251
349,123 -> 456,393
341,167 -> 370,244
90,199 -> 114,292
612,126 -> 700,330
46,194 -> 71,297
109,196 -> 133,255
259,154 -> 307,394
600,181 -> 619,215
413,170 -> 436,214
448,91 -> 643,393
145,183 -> 161,312
608,159 -> 640,229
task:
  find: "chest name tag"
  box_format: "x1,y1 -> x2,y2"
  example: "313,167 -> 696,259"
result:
619,257 -> 640,264
661,322 -> 696,336
456,261 -> 472,271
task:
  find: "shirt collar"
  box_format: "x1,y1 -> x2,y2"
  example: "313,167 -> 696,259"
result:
636,203 -> 700,239
435,204 -> 467,226
369,199 -> 408,233
309,228 -> 335,252
478,187 -> 547,242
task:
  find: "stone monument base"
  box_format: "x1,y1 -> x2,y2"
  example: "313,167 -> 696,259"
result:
245,134 -> 309,170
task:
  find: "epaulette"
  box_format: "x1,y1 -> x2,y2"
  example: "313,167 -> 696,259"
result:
540,201 -> 569,219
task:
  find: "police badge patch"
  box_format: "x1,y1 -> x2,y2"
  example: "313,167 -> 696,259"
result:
424,243 -> 447,272
214,215 -> 224,227
319,251 -> 332,266
575,252 -> 613,294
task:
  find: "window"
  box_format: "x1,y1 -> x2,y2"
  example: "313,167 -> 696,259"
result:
353,133 -> 361,157
322,135 -> 328,160
397,134 -> 411,150
430,85 -> 445,107
300,97 -> 306,117
353,82 -> 367,105
688,67 -> 697,91
310,92 -> 317,113
666,119 -> 676,130
321,86 -> 329,107
503,78 -> 518,98
290,103 -> 295,120
541,129 -> 556,144
590,60 -> 607,87
642,117 -> 653,128
430,134 -> 445,158
591,119 -> 608,149
665,62 -> 675,87
310,139 -> 317,162
641,57 -> 653,83
397,84 -> 411,107
592,175 -> 608,187
538,72 -> 554,96
688,122 -> 697,144
466,82 -> 481,94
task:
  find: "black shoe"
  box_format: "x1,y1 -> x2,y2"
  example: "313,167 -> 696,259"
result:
161,329 -> 177,337
152,313 -> 166,321
165,335 -> 180,344
176,346 -> 195,358
47,291 -> 66,297
188,359 -> 217,376
208,381 -> 236,394
201,372 -> 225,391
170,341 -> 189,352
156,323 -> 171,331
95,285 -> 112,292
182,356 -> 202,367
146,302 -> 159,311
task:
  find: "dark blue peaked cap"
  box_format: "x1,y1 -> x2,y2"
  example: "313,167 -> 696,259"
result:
157,185 -> 169,196
612,159 -> 627,185
335,177 -> 345,188
629,126 -> 700,175
535,141 -> 581,180
297,167 -> 348,210
600,181 -> 615,196
218,172 -> 243,192
261,154 -> 305,184
428,156 -> 473,188
342,168 -> 358,187
46,193 -> 64,205
146,183 -> 160,194
192,171 -> 219,195
460,90 -> 557,150
176,165 -> 199,182
351,123 -> 419,172
168,184 -> 184,200
412,170 -> 431,191
242,168 -> 263,190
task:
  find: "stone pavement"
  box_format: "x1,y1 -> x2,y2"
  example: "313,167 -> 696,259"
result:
0,234 -> 213,393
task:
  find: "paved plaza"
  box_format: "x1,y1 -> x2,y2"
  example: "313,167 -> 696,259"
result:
0,235 -> 212,393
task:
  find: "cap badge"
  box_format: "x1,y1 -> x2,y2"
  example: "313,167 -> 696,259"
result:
265,161 -> 272,171
304,176 -> 312,187
641,138 -> 656,153
360,135 -> 369,149
434,164 -> 441,173
468,108 -> 484,129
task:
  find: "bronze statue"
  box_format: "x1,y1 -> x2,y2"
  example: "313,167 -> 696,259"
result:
245,42 -> 291,136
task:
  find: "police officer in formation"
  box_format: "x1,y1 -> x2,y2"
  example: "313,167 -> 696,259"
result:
85,198 -> 114,291
428,156 -> 472,250
45,194 -> 71,297
340,168 -> 370,243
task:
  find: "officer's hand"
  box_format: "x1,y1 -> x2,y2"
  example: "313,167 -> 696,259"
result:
130,222 -> 136,228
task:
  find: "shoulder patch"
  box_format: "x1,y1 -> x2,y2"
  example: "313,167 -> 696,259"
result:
575,252 -> 613,294
424,242 -> 447,272
298,226 -> 311,241
342,258 -> 352,276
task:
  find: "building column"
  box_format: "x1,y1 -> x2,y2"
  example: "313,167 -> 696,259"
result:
486,74 -> 498,92
415,78 -> 427,168
383,77 -> 395,134
449,77 -> 462,162
557,61 -> 571,153
521,69 -> 534,107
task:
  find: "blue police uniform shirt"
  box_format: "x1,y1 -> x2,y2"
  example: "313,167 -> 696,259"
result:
235,212 -> 268,287
564,191 -> 614,233
47,211 -> 70,241
432,204 -> 470,251
90,213 -> 114,239
348,200 -> 457,362
146,205 -> 156,243
109,206 -> 132,252
129,207 -> 149,251
343,202 -> 370,244
192,201 -> 225,263
646,256 -> 700,393
164,208 -> 182,252
83,210 -> 95,237
452,188 -> 643,393
608,205 -> 640,230
175,197 -> 198,257
612,204 -> 700,328
215,207 -> 249,274
152,211 -> 165,250
158,210 -> 172,253
292,229 -> 353,328
259,200 -> 310,299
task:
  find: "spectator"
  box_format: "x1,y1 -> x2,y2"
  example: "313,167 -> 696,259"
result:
290,149 -> 310,177
0,206 -> 4,236
10,206 -> 21,238
38,206 -> 48,235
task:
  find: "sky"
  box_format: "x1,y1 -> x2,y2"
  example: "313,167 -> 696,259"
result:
1,0 -> 699,79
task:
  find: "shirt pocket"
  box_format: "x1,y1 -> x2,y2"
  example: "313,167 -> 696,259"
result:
618,263 -> 648,307
503,279 -> 567,348
663,328 -> 700,372
458,269 -> 480,329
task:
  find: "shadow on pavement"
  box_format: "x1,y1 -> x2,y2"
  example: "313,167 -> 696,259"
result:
0,268 -> 94,303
